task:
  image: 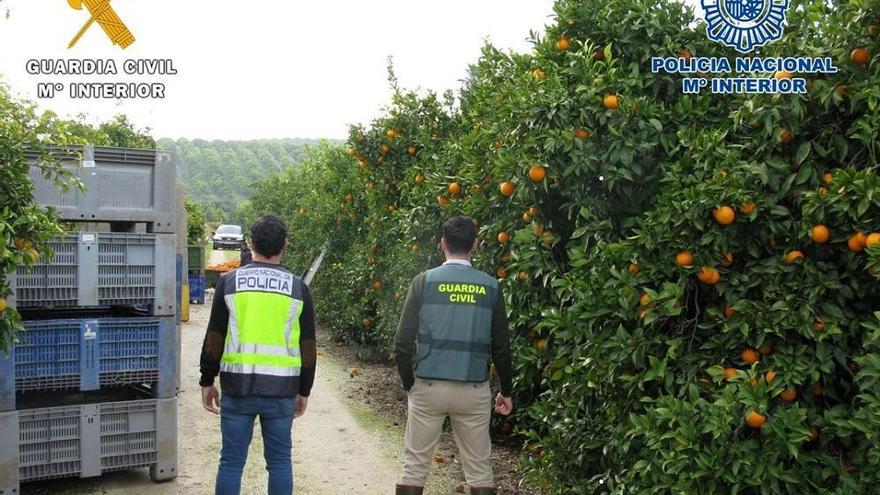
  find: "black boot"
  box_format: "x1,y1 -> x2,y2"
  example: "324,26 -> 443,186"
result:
470,487 -> 496,495
395,484 -> 424,495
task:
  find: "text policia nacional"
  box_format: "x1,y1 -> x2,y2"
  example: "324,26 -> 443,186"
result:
26,59 -> 177,99
651,56 -> 839,94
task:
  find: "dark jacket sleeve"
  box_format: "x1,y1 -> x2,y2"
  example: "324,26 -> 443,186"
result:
491,286 -> 513,397
297,284 -> 317,397
199,274 -> 230,387
394,273 -> 424,391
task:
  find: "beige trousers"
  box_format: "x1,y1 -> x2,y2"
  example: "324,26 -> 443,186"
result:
399,377 -> 493,488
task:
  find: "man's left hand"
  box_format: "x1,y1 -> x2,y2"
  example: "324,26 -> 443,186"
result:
202,385 -> 220,414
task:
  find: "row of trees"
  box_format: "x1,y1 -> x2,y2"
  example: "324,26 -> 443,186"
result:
248,0 -> 880,492
160,138 -> 338,224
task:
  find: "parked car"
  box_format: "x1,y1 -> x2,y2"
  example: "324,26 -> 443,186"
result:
212,224 -> 244,250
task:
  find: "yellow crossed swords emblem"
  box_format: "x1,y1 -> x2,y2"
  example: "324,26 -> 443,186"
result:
68,0 -> 135,49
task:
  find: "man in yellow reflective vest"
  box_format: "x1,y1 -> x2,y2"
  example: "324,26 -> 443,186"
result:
200,215 -> 317,495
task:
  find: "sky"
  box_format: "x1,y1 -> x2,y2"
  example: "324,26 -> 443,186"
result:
0,0 -> 557,140
0,0 -> 700,141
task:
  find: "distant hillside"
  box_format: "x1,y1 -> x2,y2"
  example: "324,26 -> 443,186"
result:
159,137 -> 341,223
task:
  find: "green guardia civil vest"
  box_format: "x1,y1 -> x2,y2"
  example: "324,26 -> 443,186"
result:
219,263 -> 305,397
416,263 -> 498,382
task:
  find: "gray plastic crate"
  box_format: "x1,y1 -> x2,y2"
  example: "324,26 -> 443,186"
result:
26,146 -> 176,233
11,232 -> 176,315
0,397 -> 177,492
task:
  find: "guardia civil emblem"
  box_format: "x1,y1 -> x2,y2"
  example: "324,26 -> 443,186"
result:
701,0 -> 789,53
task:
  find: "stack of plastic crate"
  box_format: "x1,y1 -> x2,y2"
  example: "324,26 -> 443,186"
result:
0,146 -> 180,493
187,245 -> 206,305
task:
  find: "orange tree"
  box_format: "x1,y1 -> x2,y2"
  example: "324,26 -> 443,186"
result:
252,0 -> 880,491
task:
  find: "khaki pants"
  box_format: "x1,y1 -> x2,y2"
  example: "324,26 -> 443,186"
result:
399,377 -> 493,488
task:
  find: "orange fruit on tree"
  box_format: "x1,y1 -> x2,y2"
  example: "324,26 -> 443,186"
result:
536,339 -> 547,351
528,165 -> 547,182
362,318 -> 373,328
556,37 -> 570,51
813,317 -> 826,332
869,24 -> 879,37
574,128 -> 591,139
698,266 -> 720,285
527,206 -> 540,218
499,181 -> 516,197
379,144 -> 390,154
603,94 -> 619,110
437,195 -> 449,207
785,250 -> 804,263
415,174 -> 425,184
386,129 -> 398,139
724,367 -> 738,380
713,206 -> 735,225
448,182 -> 461,196
406,146 -> 417,156
848,231 -> 868,252
724,306 -> 736,318
629,262 -> 640,274
496,266 -> 508,279
720,252 -> 734,267
373,280 -> 383,290
779,128 -> 793,144
760,345 -> 773,356
811,225 -> 830,244
497,231 -> 510,245
13,236 -> 28,250
532,223 -> 545,237
866,232 -> 880,248
348,148 -> 358,157
0,297 -> 6,312
765,370 -> 777,384
639,293 -> 652,306
739,202 -> 757,215
531,68 -> 546,81
781,388 -> 797,402
822,172 -> 834,185
26,249 -> 40,264
775,70 -> 792,80
851,47 -> 869,65
746,411 -> 766,429
411,244 -> 420,253
676,250 -> 694,267
517,271 -> 528,281
741,348 -> 759,364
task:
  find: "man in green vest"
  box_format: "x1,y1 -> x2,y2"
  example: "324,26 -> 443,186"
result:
394,216 -> 514,495
199,214 -> 317,495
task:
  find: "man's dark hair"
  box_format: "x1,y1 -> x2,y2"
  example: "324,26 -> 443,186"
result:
442,216 -> 476,254
250,215 -> 287,257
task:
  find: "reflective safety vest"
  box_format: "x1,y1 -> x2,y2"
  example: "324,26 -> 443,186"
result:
416,263 -> 498,383
219,263 -> 305,397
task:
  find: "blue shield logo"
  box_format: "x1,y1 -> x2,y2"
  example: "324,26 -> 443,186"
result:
702,0 -> 790,53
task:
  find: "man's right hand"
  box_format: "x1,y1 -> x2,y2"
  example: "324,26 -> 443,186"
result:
202,385 -> 220,414
494,393 -> 513,416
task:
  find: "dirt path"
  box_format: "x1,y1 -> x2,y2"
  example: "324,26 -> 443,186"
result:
26,303 -> 406,494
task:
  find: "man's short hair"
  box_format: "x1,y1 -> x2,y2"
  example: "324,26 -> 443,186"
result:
250,215 -> 287,257
442,216 -> 476,254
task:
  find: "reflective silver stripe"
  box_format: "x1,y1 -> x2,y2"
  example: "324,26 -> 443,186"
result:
220,362 -> 302,377
284,298 -> 303,350
224,294 -> 240,353
233,342 -> 301,358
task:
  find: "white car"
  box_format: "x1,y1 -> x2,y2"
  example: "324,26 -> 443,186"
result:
212,224 -> 244,250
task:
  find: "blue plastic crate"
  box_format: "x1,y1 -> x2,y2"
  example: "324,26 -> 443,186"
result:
188,274 -> 205,304
0,316 -> 177,411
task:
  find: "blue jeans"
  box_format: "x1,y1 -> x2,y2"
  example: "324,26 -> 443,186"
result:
215,394 -> 296,495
